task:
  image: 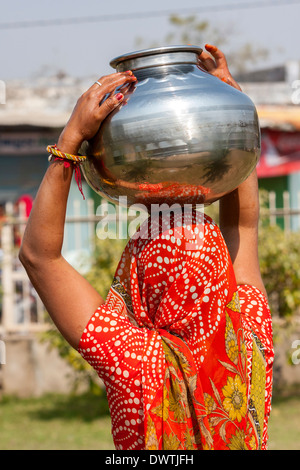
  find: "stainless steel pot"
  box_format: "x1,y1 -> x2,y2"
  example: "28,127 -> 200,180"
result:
81,45 -> 260,208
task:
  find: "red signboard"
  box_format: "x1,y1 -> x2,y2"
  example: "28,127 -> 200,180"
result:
257,129 -> 300,178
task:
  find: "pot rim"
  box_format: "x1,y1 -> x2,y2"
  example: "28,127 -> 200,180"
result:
110,45 -> 203,69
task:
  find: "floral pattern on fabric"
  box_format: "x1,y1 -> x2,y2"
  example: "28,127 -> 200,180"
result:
238,284 -> 274,450
145,331 -> 213,450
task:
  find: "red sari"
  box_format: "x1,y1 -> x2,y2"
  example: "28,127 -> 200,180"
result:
78,210 -> 273,450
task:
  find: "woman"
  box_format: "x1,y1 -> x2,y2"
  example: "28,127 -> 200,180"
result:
19,45 -> 273,450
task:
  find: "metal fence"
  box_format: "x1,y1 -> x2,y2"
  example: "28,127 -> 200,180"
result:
0,191 -> 300,334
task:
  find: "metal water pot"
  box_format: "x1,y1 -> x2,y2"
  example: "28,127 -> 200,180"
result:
81,45 -> 260,208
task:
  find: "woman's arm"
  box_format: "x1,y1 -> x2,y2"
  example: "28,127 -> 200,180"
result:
199,45 -> 266,296
219,170 -> 266,296
19,72 -> 137,349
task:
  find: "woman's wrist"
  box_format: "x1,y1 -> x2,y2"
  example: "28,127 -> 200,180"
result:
57,130 -> 83,155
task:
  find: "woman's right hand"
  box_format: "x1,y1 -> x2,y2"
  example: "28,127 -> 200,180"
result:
57,71 -> 137,154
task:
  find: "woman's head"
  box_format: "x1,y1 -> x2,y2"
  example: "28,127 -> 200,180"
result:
115,208 -> 232,337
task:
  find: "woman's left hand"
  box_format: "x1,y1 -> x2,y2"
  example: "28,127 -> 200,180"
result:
198,44 -> 242,91
58,71 -> 137,154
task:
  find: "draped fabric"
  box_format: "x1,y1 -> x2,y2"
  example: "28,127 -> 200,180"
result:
78,210 -> 273,450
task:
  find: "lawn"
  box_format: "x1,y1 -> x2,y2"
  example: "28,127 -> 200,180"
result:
267,394 -> 300,450
0,391 -> 114,450
0,391 -> 299,450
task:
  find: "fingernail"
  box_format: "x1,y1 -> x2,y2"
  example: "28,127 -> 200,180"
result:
115,93 -> 123,101
205,44 -> 217,51
125,70 -> 137,80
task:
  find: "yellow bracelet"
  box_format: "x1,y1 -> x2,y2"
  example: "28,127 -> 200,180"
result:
46,144 -> 87,163
46,144 -> 86,199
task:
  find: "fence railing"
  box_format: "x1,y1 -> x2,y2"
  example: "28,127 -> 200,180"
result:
266,190 -> 300,232
0,197 -> 100,335
1,191 -> 300,334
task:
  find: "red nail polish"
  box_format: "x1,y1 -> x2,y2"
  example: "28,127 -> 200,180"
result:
125,70 -> 133,75
116,93 -> 123,101
205,44 -> 217,52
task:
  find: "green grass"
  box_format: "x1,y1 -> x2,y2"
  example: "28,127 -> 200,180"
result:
0,391 -> 299,450
0,391 -> 114,450
267,394 -> 300,450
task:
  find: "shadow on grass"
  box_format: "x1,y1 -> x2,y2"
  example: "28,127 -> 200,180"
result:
271,394 -> 300,408
272,385 -> 300,404
27,390 -> 110,423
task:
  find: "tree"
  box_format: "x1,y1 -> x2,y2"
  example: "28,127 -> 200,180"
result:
135,14 -> 269,74
258,224 -> 300,318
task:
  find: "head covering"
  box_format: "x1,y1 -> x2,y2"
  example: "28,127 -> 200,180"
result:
115,208 -> 232,353
107,208 -> 248,449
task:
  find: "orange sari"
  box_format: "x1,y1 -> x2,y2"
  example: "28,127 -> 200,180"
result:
78,210 -> 273,450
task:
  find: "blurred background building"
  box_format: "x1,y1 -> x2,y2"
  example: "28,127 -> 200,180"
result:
239,60 -> 300,230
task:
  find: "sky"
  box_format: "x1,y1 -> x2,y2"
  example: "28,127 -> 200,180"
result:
1,0 -> 300,81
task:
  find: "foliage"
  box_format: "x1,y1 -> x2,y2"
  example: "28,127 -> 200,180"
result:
165,15 -> 228,51
135,14 -> 269,74
231,43 -> 269,74
258,190 -> 300,318
84,237 -> 127,299
258,223 -> 300,318
204,201 -> 219,224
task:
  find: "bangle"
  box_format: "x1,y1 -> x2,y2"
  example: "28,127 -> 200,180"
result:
46,144 -> 87,163
46,144 -> 86,200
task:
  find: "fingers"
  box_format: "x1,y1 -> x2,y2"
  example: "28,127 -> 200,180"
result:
74,71 -> 135,123
88,71 -> 136,112
96,92 -> 124,121
198,44 -> 236,88
92,72 -> 136,120
198,50 -> 216,72
91,71 -> 136,96
202,44 -> 229,71
199,45 -> 220,72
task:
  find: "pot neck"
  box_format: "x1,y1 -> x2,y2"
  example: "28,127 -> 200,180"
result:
110,45 -> 202,72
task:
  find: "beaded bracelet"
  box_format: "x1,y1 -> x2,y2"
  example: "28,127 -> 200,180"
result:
46,144 -> 87,163
46,144 -> 86,199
